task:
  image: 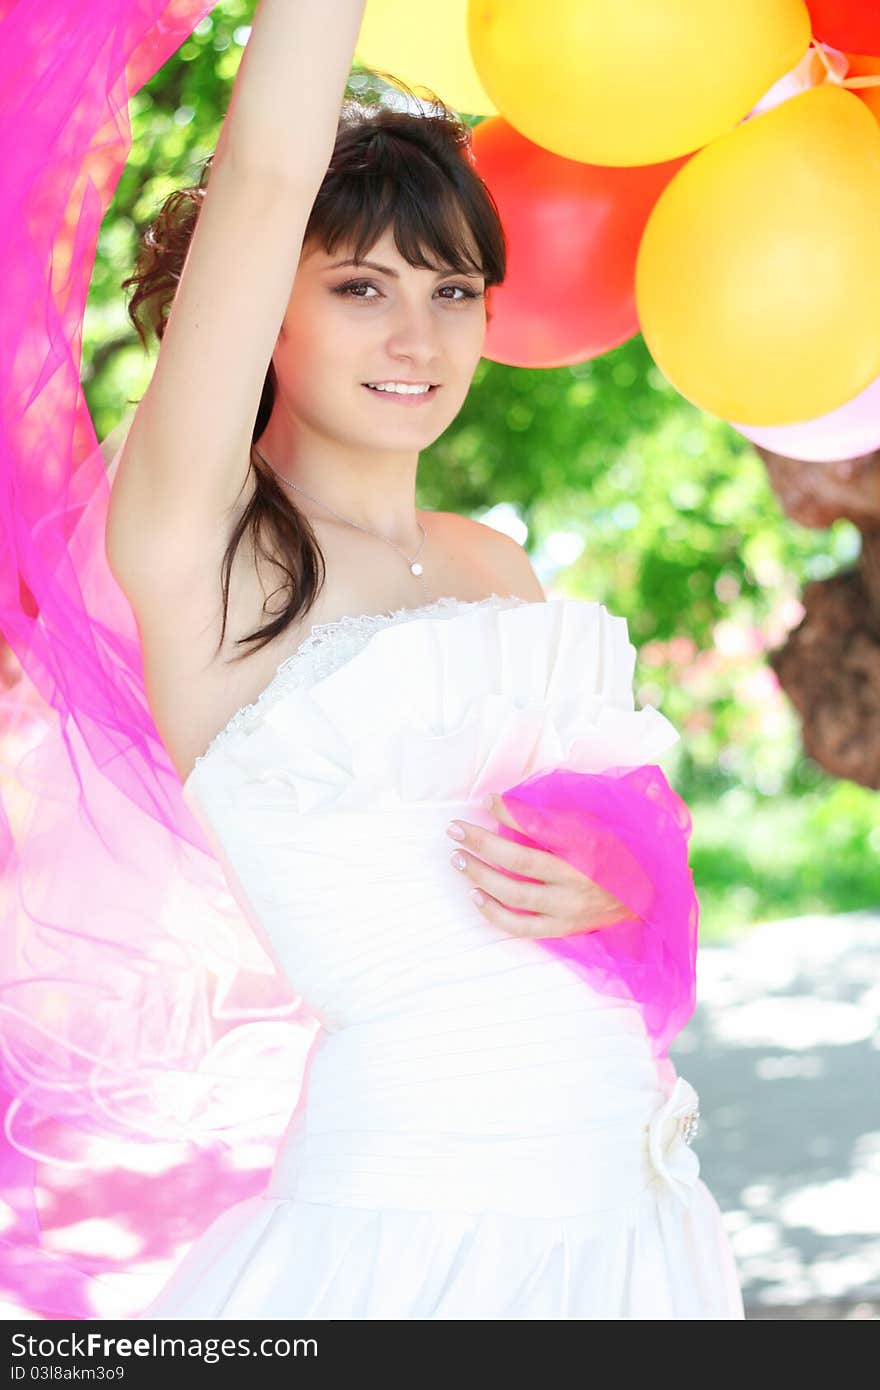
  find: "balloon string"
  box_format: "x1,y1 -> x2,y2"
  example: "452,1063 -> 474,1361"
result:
839,74 -> 880,90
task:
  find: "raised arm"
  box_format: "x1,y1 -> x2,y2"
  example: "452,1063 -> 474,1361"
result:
106,0 -> 367,589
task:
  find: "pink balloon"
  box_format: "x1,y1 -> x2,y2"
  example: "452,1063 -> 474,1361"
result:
731,370 -> 880,461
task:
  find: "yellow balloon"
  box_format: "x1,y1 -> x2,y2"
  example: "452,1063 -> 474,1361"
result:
467,0 -> 811,166
354,0 -> 497,115
635,86 -> 880,425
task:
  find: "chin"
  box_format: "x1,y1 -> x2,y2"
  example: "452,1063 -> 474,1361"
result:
363,425 -> 446,450
355,402 -> 451,435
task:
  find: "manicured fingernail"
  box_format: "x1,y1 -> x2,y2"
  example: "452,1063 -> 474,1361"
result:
471,889 -> 485,905
482,793 -> 494,810
446,821 -> 465,841
450,851 -> 467,871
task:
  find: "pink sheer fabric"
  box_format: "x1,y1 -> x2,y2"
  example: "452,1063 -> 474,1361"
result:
0,0 -> 698,1318
498,764 -> 698,1063
0,0 -> 313,1318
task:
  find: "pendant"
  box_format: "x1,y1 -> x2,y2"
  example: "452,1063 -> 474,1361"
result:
410,561 -> 423,575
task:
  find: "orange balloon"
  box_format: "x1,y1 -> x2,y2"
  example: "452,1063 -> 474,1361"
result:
466,0 -> 812,166
635,85 -> 880,424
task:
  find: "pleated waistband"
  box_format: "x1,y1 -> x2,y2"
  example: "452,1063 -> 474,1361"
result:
262,1016 -> 703,1217
265,1120 -> 657,1217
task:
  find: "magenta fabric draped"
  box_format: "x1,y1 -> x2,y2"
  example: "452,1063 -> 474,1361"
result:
499,764 -> 698,1063
0,1 -> 698,1319
0,0 -> 314,1319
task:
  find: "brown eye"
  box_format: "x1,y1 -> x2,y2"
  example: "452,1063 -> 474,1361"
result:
438,285 -> 481,301
335,279 -> 379,299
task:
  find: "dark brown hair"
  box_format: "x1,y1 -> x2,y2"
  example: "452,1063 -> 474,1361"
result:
122,79 -> 507,664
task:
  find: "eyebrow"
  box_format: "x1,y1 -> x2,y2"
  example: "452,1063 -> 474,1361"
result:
327,257 -> 484,280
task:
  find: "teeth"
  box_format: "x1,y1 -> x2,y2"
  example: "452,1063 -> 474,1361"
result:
366,382 -> 432,394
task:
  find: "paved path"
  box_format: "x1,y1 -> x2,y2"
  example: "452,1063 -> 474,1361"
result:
671,908 -> 880,1316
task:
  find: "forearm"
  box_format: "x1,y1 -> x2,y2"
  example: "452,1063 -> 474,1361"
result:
218,0 -> 367,185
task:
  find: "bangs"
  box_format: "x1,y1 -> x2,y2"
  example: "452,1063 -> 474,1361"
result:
313,169 -> 485,279
302,100 -> 506,288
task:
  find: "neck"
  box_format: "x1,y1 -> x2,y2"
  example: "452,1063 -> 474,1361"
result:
254,422 -> 423,547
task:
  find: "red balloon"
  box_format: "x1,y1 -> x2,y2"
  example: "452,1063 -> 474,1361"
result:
470,117 -> 689,368
805,1 -> 880,57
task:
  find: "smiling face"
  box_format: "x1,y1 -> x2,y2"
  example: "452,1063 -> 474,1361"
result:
269,223 -> 489,454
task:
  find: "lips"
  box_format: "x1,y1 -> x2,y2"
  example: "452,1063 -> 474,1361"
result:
361,383 -> 440,403
363,383 -> 438,392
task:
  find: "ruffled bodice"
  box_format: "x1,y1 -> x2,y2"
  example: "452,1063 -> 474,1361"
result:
185,593 -> 679,813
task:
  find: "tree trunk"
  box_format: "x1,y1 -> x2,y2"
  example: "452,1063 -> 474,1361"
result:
754,445 -> 880,789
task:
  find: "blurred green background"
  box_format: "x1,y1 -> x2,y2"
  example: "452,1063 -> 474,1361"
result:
83,4 -> 880,943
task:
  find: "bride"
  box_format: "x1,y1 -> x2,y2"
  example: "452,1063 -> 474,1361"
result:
105,0 -> 745,1319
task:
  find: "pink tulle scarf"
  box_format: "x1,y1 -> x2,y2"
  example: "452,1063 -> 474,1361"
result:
500,764 -> 697,1062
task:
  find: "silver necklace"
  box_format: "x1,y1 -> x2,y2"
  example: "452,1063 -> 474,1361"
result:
253,443 -> 427,577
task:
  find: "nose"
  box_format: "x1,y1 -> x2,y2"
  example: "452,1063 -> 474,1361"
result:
383,295 -> 443,371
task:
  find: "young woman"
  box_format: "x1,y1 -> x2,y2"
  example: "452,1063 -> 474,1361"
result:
102,0 -> 745,1319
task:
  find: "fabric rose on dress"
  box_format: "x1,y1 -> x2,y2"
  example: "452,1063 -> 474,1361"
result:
646,1075 -> 701,1208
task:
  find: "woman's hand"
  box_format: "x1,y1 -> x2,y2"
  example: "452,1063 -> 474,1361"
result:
445,793 -> 639,939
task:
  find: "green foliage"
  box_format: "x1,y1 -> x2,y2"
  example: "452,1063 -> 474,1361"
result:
85,8 -> 251,434
83,9 -> 878,943
691,779 -> 880,943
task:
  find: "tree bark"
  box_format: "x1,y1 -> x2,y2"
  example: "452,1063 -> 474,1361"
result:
754,445 -> 880,789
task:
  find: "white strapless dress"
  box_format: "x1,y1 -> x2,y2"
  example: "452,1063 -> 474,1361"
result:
138,594 -> 745,1320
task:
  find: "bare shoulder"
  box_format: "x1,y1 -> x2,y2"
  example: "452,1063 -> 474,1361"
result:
432,510 -> 546,601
